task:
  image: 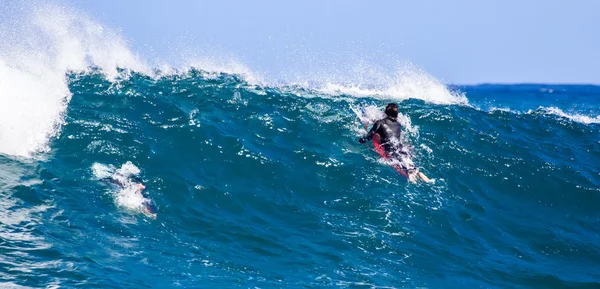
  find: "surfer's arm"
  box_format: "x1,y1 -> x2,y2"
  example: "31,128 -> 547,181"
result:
359,121 -> 381,143
100,177 -> 125,188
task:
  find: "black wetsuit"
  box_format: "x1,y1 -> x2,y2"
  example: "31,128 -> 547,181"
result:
101,176 -> 143,188
363,116 -> 406,159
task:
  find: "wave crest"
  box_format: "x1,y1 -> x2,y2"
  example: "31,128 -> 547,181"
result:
530,107 -> 600,125
282,63 -> 467,105
0,2 -> 146,157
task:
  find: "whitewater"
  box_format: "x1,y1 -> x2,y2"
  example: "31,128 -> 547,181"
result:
1,2 -> 599,289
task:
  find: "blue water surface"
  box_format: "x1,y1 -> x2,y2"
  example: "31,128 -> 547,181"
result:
1,70 -> 599,288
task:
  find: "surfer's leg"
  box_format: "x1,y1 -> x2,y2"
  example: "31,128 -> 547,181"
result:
389,149 -> 414,172
401,158 -> 432,183
417,172 -> 432,182
394,151 -> 422,183
388,145 -> 433,183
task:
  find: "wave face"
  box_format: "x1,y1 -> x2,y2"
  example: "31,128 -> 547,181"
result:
1,3 -> 600,289
1,70 -> 599,288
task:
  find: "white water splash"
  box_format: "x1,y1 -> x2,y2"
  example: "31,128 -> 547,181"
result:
91,162 -> 150,214
533,107 -> 600,125
487,106 -> 600,125
488,107 -> 513,113
0,2 -> 147,157
184,57 -> 265,86
285,61 -> 468,105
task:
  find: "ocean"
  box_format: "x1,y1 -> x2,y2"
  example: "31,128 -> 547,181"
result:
1,2 -> 599,289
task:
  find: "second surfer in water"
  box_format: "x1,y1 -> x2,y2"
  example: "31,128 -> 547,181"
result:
101,174 -> 157,219
358,103 -> 431,183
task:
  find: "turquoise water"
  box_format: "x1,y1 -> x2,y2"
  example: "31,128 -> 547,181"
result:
2,69 -> 599,288
1,3 -> 600,289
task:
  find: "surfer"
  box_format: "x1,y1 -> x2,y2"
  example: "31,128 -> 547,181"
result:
100,175 -> 157,219
358,103 -> 431,183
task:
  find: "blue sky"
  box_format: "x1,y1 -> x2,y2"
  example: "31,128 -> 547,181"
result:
68,0 -> 599,84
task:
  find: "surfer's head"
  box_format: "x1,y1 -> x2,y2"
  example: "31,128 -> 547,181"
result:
385,103 -> 398,118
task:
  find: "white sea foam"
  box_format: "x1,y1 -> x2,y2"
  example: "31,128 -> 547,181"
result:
91,162 -> 115,180
184,57 -> 265,86
284,61 -> 468,105
488,107 -> 513,113
532,107 -> 600,125
487,105 -> 600,125
0,2 -> 147,157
